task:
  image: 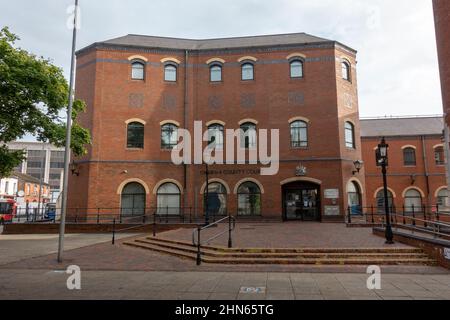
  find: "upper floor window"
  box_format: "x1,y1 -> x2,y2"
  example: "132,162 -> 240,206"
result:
131,61 -> 145,80
290,60 -> 304,78
207,124 -> 224,149
164,64 -> 177,82
403,148 -> 416,166
435,146 -> 445,165
290,121 -> 308,148
210,65 -> 222,82
341,61 -> 350,81
127,122 -> 144,149
240,122 -> 257,149
161,123 -> 178,150
345,122 -> 355,149
241,63 -> 254,81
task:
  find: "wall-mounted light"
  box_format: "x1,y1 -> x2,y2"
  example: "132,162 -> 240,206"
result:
410,174 -> 416,185
352,160 -> 364,175
70,161 -> 80,176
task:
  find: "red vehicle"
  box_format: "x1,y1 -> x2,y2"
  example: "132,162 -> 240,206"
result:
0,198 -> 17,224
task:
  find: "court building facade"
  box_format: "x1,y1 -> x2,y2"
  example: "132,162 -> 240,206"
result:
68,32 -> 364,222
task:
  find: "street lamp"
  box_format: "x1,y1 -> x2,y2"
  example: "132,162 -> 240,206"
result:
204,162 -> 209,226
376,137 -> 394,244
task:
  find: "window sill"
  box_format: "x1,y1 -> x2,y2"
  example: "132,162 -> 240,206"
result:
126,148 -> 144,151
290,146 -> 309,150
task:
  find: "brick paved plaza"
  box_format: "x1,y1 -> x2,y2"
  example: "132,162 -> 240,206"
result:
0,223 -> 449,300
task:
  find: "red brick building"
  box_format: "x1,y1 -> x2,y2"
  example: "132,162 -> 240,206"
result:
361,116 -> 446,213
68,33 -> 364,222
433,0 -> 450,201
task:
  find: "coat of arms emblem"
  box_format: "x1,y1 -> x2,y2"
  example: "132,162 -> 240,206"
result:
295,164 -> 307,176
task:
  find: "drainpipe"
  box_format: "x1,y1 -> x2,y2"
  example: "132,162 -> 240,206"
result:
183,50 -> 189,210
445,125 -> 450,207
421,135 -> 431,207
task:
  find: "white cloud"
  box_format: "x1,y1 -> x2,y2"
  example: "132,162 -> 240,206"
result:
0,0 -> 443,117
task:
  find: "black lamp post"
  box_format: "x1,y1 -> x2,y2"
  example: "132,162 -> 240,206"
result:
204,162 -> 210,226
376,137 -> 394,244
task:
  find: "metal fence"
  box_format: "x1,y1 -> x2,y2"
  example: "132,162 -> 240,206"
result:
347,205 -> 450,226
8,206 -> 232,225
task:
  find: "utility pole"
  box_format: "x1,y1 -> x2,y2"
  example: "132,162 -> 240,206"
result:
58,0 -> 79,263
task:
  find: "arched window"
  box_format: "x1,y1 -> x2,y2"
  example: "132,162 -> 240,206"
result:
240,122 -> 257,149
347,181 -> 362,215
204,182 -> 227,217
164,64 -> 177,82
290,60 -> 304,78
437,188 -> 448,207
161,123 -> 178,150
345,122 -> 355,149
241,63 -> 254,81
376,189 -> 394,213
210,64 -> 222,82
237,182 -> 261,216
207,124 -> 224,149
127,122 -> 144,149
341,61 -> 350,81
435,146 -> 445,165
157,183 -> 180,215
121,182 -> 146,216
131,61 -> 145,80
404,189 -> 422,213
403,148 -> 416,166
290,121 -> 308,148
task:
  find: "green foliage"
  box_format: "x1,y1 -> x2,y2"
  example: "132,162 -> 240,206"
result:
0,26 -> 91,178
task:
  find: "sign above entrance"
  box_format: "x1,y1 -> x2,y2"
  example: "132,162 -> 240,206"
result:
295,164 -> 307,176
324,205 -> 340,216
324,189 -> 340,199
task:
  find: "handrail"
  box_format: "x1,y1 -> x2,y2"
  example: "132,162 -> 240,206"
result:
192,216 -> 235,246
192,215 -> 236,265
112,213 -> 150,244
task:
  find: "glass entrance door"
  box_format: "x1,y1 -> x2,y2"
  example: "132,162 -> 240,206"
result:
284,187 -> 320,221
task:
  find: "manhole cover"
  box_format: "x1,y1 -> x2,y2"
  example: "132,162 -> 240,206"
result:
239,287 -> 266,294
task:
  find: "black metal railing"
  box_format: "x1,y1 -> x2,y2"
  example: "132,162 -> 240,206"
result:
192,215 -> 236,265
346,205 -> 450,225
7,207 -> 204,225
347,205 -> 450,239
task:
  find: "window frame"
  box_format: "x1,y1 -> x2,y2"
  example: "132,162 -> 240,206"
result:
163,63 -> 178,82
403,147 -> 417,166
344,122 -> 356,149
434,146 -> 445,166
126,122 -> 145,149
341,60 -> 351,82
209,64 -> 223,82
161,123 -> 179,150
290,120 -> 308,148
207,123 -> 225,149
237,181 -> 262,216
289,59 -> 304,79
241,62 -> 255,81
240,122 -> 257,149
131,60 -> 145,81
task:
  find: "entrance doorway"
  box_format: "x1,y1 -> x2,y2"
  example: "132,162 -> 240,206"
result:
282,181 -> 321,221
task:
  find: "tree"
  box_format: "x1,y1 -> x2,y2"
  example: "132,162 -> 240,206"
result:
0,27 -> 91,178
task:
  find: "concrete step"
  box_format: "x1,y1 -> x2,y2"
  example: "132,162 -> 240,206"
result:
143,236 -> 425,254
123,236 -> 436,266
135,238 -> 430,259
124,241 -> 436,265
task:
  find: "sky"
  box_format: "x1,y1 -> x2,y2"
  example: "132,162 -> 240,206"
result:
0,0 -> 443,118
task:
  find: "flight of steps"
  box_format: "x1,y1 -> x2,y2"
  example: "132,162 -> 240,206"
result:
124,236 -> 436,265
